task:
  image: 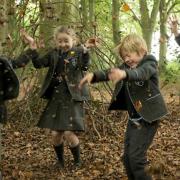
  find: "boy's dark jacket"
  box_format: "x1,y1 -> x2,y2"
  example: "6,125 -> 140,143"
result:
0,49 -> 34,101
92,55 -> 168,123
0,57 -> 19,101
0,50 -> 34,124
31,46 -> 90,101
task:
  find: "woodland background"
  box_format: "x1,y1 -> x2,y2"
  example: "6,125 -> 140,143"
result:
0,0 -> 180,179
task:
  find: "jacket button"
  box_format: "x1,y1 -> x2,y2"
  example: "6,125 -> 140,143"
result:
148,93 -> 152,97
55,90 -> 59,93
52,114 -> 56,118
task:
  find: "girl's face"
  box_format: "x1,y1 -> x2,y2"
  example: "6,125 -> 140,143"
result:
121,51 -> 144,68
55,32 -> 74,52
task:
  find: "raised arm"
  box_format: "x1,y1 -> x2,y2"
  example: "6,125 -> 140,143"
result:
20,29 -> 51,68
124,56 -> 158,81
79,37 -> 100,71
10,29 -> 37,69
169,15 -> 180,46
10,49 -> 38,69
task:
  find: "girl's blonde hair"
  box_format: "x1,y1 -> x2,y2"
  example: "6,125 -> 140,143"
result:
53,25 -> 77,44
117,34 -> 148,58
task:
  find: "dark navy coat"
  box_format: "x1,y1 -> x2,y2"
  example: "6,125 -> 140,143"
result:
31,46 -> 90,101
92,55 -> 168,123
0,49 -> 35,123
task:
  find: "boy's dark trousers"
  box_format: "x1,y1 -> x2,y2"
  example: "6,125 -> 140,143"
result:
122,119 -> 159,180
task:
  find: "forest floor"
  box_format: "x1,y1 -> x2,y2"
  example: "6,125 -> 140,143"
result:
1,86 -> 180,180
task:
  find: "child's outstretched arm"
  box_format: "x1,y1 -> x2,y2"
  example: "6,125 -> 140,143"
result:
84,37 -> 100,50
20,29 -> 51,68
79,68 -> 127,89
20,29 -> 37,50
108,68 -> 127,83
10,30 -> 38,69
124,56 -> 158,81
79,73 -> 94,89
168,15 -> 180,46
169,15 -> 179,37
78,37 -> 100,71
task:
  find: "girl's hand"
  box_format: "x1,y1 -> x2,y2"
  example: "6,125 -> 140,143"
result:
37,38 -> 45,49
168,15 -> 179,36
78,73 -> 94,89
20,29 -> 37,49
84,37 -> 100,48
108,68 -> 127,84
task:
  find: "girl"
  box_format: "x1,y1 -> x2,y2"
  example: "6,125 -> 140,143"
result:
23,26 -> 98,168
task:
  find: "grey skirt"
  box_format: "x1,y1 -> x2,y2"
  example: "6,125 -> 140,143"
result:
37,81 -> 85,131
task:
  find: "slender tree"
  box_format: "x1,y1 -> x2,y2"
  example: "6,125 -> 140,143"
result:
0,0 -> 8,167
139,0 -> 160,52
159,0 -> 179,73
7,0 -> 16,35
39,0 -> 79,48
112,0 -> 121,46
89,0 -> 95,35
80,0 -> 88,28
0,0 -> 8,53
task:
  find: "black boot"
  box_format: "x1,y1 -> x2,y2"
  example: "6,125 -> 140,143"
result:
70,144 -> 82,167
54,144 -> 64,168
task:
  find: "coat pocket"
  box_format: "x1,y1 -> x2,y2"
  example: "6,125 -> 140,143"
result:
141,93 -> 167,122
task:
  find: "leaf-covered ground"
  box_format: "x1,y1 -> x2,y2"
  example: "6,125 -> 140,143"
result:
1,97 -> 180,179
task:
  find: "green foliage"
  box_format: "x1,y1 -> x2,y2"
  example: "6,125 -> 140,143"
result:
5,0 -> 179,90
161,58 -> 180,84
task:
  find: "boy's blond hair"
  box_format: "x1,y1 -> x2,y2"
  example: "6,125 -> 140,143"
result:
117,34 -> 148,58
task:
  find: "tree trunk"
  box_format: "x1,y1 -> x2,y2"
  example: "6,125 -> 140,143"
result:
112,0 -> 120,46
80,0 -> 88,28
89,0 -> 95,35
39,0 -> 79,48
0,0 -> 8,166
0,0 -> 8,54
112,0 -> 121,64
7,0 -> 16,35
139,0 -> 160,52
159,0 -> 168,73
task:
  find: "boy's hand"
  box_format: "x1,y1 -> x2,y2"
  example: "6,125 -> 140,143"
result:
108,68 -> 127,83
84,37 -> 100,48
168,15 -> 179,36
20,29 -> 37,49
78,73 -> 94,89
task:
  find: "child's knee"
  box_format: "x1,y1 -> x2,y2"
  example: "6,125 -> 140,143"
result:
64,131 -> 75,139
64,131 -> 79,146
51,131 -> 64,145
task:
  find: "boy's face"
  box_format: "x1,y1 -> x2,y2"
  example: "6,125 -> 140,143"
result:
55,32 -> 73,52
121,51 -> 144,68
